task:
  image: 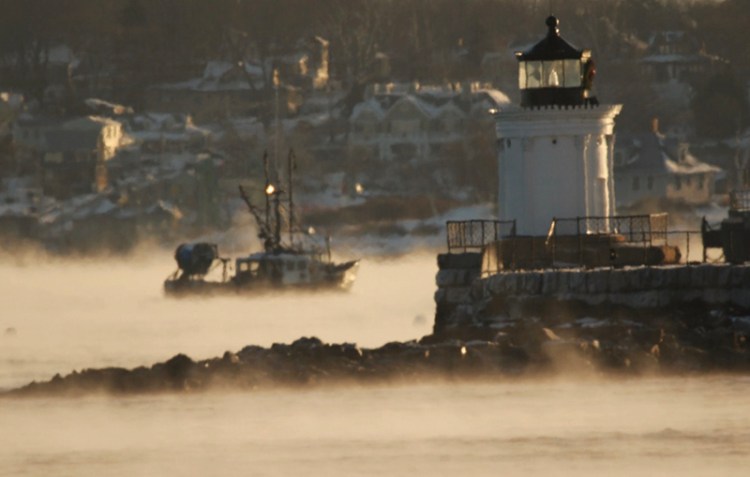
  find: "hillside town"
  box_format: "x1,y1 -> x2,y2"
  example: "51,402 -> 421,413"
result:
0,0 -> 748,254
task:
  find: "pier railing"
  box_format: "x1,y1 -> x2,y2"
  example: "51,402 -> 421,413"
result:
446,219 -> 517,253
730,190 -> 750,211
549,213 -> 669,246
447,214 -> 711,275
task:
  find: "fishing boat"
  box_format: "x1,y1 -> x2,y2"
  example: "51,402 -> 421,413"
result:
164,151 -> 359,296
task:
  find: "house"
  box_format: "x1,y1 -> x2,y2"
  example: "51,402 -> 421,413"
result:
144,59 -> 302,121
36,194 -> 137,253
275,36 -> 330,91
347,82 -> 510,163
12,115 -> 128,198
0,179 -> 46,243
42,44 -> 81,104
640,31 -> 728,84
128,113 -> 212,154
0,92 -> 24,176
614,119 -> 721,207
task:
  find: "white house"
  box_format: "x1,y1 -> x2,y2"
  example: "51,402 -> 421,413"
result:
614,121 -> 721,207
13,115 -> 128,197
348,82 -> 510,163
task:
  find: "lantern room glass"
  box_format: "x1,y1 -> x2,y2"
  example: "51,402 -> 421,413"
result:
543,60 -> 563,87
563,59 -> 582,87
519,59 -> 583,89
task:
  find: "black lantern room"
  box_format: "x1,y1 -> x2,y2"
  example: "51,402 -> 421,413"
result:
516,16 -> 597,108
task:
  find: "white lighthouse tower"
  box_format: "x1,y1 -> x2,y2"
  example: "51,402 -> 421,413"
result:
496,16 -> 622,236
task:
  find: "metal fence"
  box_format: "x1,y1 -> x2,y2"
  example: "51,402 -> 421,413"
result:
730,190 -> 750,211
664,230 -> 708,264
446,219 -> 516,253
549,213 -> 669,245
446,214 -> 714,273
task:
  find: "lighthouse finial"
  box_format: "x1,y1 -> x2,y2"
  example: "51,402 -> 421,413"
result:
546,16 -> 559,36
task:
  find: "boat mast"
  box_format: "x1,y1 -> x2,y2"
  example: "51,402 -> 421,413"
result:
273,189 -> 282,251
263,151 -> 271,231
288,149 -> 295,246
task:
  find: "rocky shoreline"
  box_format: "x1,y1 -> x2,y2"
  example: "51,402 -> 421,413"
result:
5,309 -> 750,397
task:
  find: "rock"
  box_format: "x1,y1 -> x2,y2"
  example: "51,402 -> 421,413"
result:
222,351 -> 240,365
163,354 -> 194,379
237,345 -> 265,361
291,336 -> 324,349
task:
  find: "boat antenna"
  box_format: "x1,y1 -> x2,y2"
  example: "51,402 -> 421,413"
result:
288,149 -> 296,246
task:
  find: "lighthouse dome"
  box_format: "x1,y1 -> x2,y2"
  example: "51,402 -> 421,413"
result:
516,16 -> 596,108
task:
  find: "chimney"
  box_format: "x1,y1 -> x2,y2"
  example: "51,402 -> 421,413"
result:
651,117 -> 660,134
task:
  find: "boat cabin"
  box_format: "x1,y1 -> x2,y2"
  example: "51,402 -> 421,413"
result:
234,252 -> 322,286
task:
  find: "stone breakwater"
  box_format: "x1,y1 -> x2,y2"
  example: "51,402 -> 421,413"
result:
7,312 -> 750,397
434,253 -> 750,336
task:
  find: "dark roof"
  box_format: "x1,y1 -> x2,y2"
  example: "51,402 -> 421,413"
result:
622,132 -> 671,173
616,131 -> 720,176
518,16 -> 583,61
43,130 -> 100,152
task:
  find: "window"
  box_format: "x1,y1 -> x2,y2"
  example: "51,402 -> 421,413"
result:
563,59 -> 581,87
647,176 -> 654,190
697,174 -> 704,190
632,176 -> 640,191
526,61 -> 543,88
518,61 -> 527,89
521,59 -> 581,89
543,60 -> 563,87
674,176 -> 682,190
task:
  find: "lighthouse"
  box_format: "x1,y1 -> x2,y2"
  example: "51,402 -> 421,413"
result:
496,16 -> 622,236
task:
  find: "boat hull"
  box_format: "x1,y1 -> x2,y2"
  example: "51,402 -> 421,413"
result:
163,260 -> 359,297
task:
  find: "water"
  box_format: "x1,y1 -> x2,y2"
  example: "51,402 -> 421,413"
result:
0,252 -> 435,390
1,254 -> 749,476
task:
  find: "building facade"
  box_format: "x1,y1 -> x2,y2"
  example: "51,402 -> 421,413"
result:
348,82 -> 509,163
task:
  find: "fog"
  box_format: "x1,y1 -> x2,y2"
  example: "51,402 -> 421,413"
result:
3,253 -> 750,476
0,251 -> 436,390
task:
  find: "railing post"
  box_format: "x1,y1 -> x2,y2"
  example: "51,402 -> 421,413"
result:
686,231 -> 690,264
628,216 -> 633,242
643,219 -> 648,265
465,222 -> 469,253
481,221 -> 486,252
577,217 -> 583,267
447,222 -> 452,253
552,218 -> 557,267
